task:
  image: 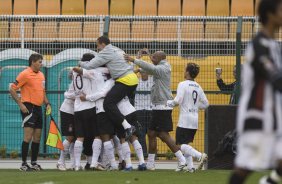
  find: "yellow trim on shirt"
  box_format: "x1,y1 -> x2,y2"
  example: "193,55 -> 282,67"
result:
116,73 -> 139,86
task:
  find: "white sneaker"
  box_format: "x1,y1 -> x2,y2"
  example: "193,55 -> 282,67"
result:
146,163 -> 156,171
259,176 -> 270,184
56,163 -> 67,171
197,153 -> 208,170
74,166 -> 83,171
92,163 -> 106,171
175,163 -> 186,172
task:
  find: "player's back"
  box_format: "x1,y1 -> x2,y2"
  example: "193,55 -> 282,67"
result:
177,80 -> 207,129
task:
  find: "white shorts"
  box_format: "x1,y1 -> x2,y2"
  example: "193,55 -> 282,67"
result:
235,131 -> 282,170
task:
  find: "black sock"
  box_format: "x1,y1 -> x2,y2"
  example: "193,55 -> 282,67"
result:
229,172 -> 246,184
31,142 -> 40,165
21,141 -> 29,165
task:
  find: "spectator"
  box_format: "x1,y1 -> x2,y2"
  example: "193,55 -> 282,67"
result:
216,65 -> 238,104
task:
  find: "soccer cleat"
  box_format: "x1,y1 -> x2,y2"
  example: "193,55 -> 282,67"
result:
118,160 -> 126,170
123,166 -> 133,171
185,168 -> 196,173
175,163 -> 186,172
259,176 -> 272,184
84,163 -> 91,171
19,163 -> 33,172
146,163 -> 156,171
125,126 -> 136,141
92,163 -> 106,171
56,163 -> 67,171
74,166 -> 83,171
197,153 -> 208,170
31,163 -> 43,171
107,165 -> 119,171
138,163 -> 147,171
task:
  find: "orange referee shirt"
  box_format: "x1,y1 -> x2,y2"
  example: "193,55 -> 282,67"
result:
11,67 -> 45,106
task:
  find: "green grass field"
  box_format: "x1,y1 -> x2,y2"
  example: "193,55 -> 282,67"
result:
0,170 -> 267,184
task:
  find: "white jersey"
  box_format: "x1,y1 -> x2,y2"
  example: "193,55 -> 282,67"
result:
73,67 -> 108,112
85,75 -> 136,115
59,82 -> 75,115
172,80 -> 209,129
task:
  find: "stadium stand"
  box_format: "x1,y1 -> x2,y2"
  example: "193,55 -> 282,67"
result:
62,0 -> 84,15
0,0 -> 12,15
182,0 -> 205,16
110,0 -> 133,15
10,21 -> 33,41
34,21 -> 58,42
83,21 -> 101,41
181,21 -> 204,41
134,0 -> 157,15
0,21 -> 9,40
158,0 -> 181,16
14,0 -> 36,15
156,21 -> 178,40
207,0 -> 229,16
59,22 -> 82,41
86,0 -> 109,15
109,21 -> 131,41
131,21 -> 155,41
38,0 -> 60,15
231,0 -> 254,16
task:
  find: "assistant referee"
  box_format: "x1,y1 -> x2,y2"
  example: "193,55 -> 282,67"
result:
10,53 -> 51,171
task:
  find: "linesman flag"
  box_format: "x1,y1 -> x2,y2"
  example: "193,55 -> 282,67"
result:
46,117 -> 64,150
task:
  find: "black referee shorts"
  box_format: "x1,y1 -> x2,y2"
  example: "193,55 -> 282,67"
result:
60,111 -> 75,136
74,107 -> 97,138
20,102 -> 43,129
176,127 -> 197,145
149,110 -> 173,132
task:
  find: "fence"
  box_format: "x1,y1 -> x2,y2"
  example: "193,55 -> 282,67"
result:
0,15 -> 260,157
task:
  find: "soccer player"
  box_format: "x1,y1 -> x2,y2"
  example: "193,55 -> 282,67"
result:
57,76 -> 76,171
79,36 -> 138,140
167,63 -> 208,173
9,53 -> 51,171
77,70 -> 147,171
229,0 -> 282,183
124,50 -> 187,171
72,53 -> 102,171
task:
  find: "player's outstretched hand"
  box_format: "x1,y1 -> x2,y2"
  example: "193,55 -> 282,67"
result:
73,67 -> 83,75
124,54 -> 135,62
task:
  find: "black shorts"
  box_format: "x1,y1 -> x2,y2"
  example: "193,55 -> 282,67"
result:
20,102 -> 43,129
149,110 -> 173,132
176,127 -> 197,145
97,112 -> 115,136
74,107 -> 97,138
116,112 -> 141,139
60,111 -> 75,136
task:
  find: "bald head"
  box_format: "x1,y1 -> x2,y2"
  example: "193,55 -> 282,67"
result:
151,51 -> 166,65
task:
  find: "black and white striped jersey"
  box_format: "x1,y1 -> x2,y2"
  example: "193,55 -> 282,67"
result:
237,32 -> 282,134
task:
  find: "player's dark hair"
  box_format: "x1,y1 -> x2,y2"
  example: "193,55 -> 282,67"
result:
81,53 -> 95,62
97,36 -> 110,45
186,63 -> 200,79
258,0 -> 282,25
28,53 -> 43,66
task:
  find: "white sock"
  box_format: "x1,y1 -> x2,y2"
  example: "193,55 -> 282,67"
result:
175,150 -> 186,165
69,143 -> 75,168
122,119 -> 131,129
181,144 -> 202,161
121,142 -> 132,168
91,138 -> 102,167
269,170 -> 282,183
86,156 -> 92,164
147,154 -> 155,164
104,141 -> 118,169
101,147 -> 109,167
132,140 -> 145,165
113,136 -> 124,162
74,140 -> 83,167
185,155 -> 194,169
58,139 -> 70,165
